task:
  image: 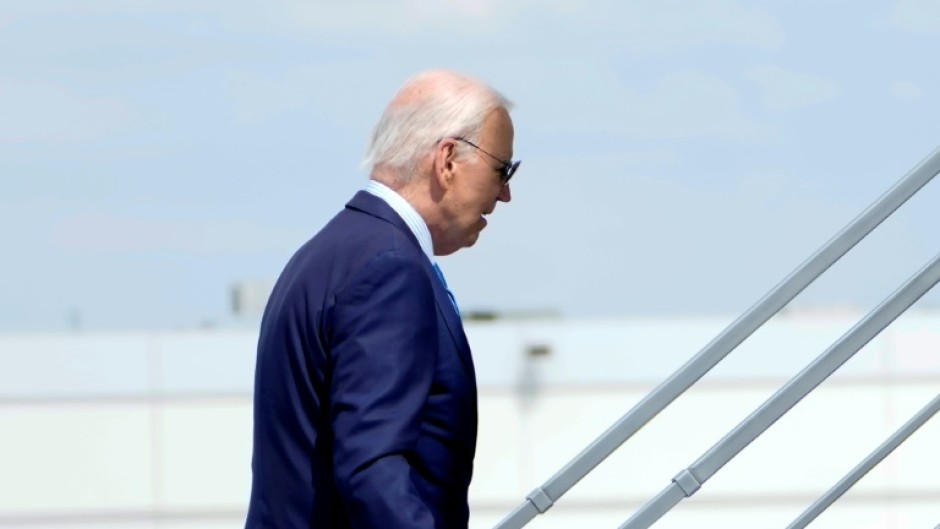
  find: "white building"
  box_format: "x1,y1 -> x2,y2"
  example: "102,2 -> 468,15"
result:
0,309 -> 937,529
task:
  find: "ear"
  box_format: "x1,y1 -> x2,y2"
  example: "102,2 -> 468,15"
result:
433,138 -> 459,190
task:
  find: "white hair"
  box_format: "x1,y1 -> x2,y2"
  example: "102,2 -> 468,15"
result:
363,71 -> 513,184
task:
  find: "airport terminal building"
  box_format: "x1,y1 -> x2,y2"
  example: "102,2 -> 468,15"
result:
1,309 -> 937,529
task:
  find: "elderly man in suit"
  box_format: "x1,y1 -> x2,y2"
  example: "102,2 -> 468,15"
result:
244,70 -> 519,529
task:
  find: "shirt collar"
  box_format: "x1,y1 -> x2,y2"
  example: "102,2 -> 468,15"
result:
363,180 -> 435,261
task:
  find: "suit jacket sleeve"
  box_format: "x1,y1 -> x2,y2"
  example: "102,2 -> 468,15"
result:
329,248 -> 438,529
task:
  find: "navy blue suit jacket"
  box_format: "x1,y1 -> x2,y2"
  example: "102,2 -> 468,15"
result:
244,191 -> 478,529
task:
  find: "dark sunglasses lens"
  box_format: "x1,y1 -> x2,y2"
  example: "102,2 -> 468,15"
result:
503,161 -> 519,182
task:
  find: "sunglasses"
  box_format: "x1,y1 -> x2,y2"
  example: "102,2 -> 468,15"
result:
452,137 -> 520,184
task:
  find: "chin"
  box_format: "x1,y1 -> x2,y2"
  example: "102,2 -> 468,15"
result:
441,226 -> 483,255
454,230 -> 480,251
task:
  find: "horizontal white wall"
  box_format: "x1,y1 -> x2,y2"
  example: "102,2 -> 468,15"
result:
0,310 -> 937,529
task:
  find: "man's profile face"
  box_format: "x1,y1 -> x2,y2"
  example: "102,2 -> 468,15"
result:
436,108 -> 514,255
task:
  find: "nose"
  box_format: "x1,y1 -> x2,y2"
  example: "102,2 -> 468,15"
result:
497,183 -> 512,203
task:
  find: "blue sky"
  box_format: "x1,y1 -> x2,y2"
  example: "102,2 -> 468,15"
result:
2,1 -> 939,331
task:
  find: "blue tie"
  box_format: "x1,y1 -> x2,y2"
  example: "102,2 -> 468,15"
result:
432,263 -> 460,315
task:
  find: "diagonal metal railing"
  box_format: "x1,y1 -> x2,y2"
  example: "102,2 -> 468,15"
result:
785,393 -> 940,529
493,144 -> 940,529
618,252 -> 940,528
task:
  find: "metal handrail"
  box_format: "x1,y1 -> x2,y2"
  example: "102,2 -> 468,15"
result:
785,393 -> 940,529
493,144 -> 940,529
619,252 -> 940,528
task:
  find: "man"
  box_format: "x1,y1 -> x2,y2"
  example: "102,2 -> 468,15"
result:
244,70 -> 519,529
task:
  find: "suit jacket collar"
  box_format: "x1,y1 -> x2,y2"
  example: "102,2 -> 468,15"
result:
345,191 -> 476,385
346,190 -> 422,253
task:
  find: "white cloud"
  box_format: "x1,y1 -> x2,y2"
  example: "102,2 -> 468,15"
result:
0,79 -> 133,142
2,0 -> 785,53
744,66 -> 839,112
273,0 -> 786,52
891,80 -> 923,100
887,0 -> 940,34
